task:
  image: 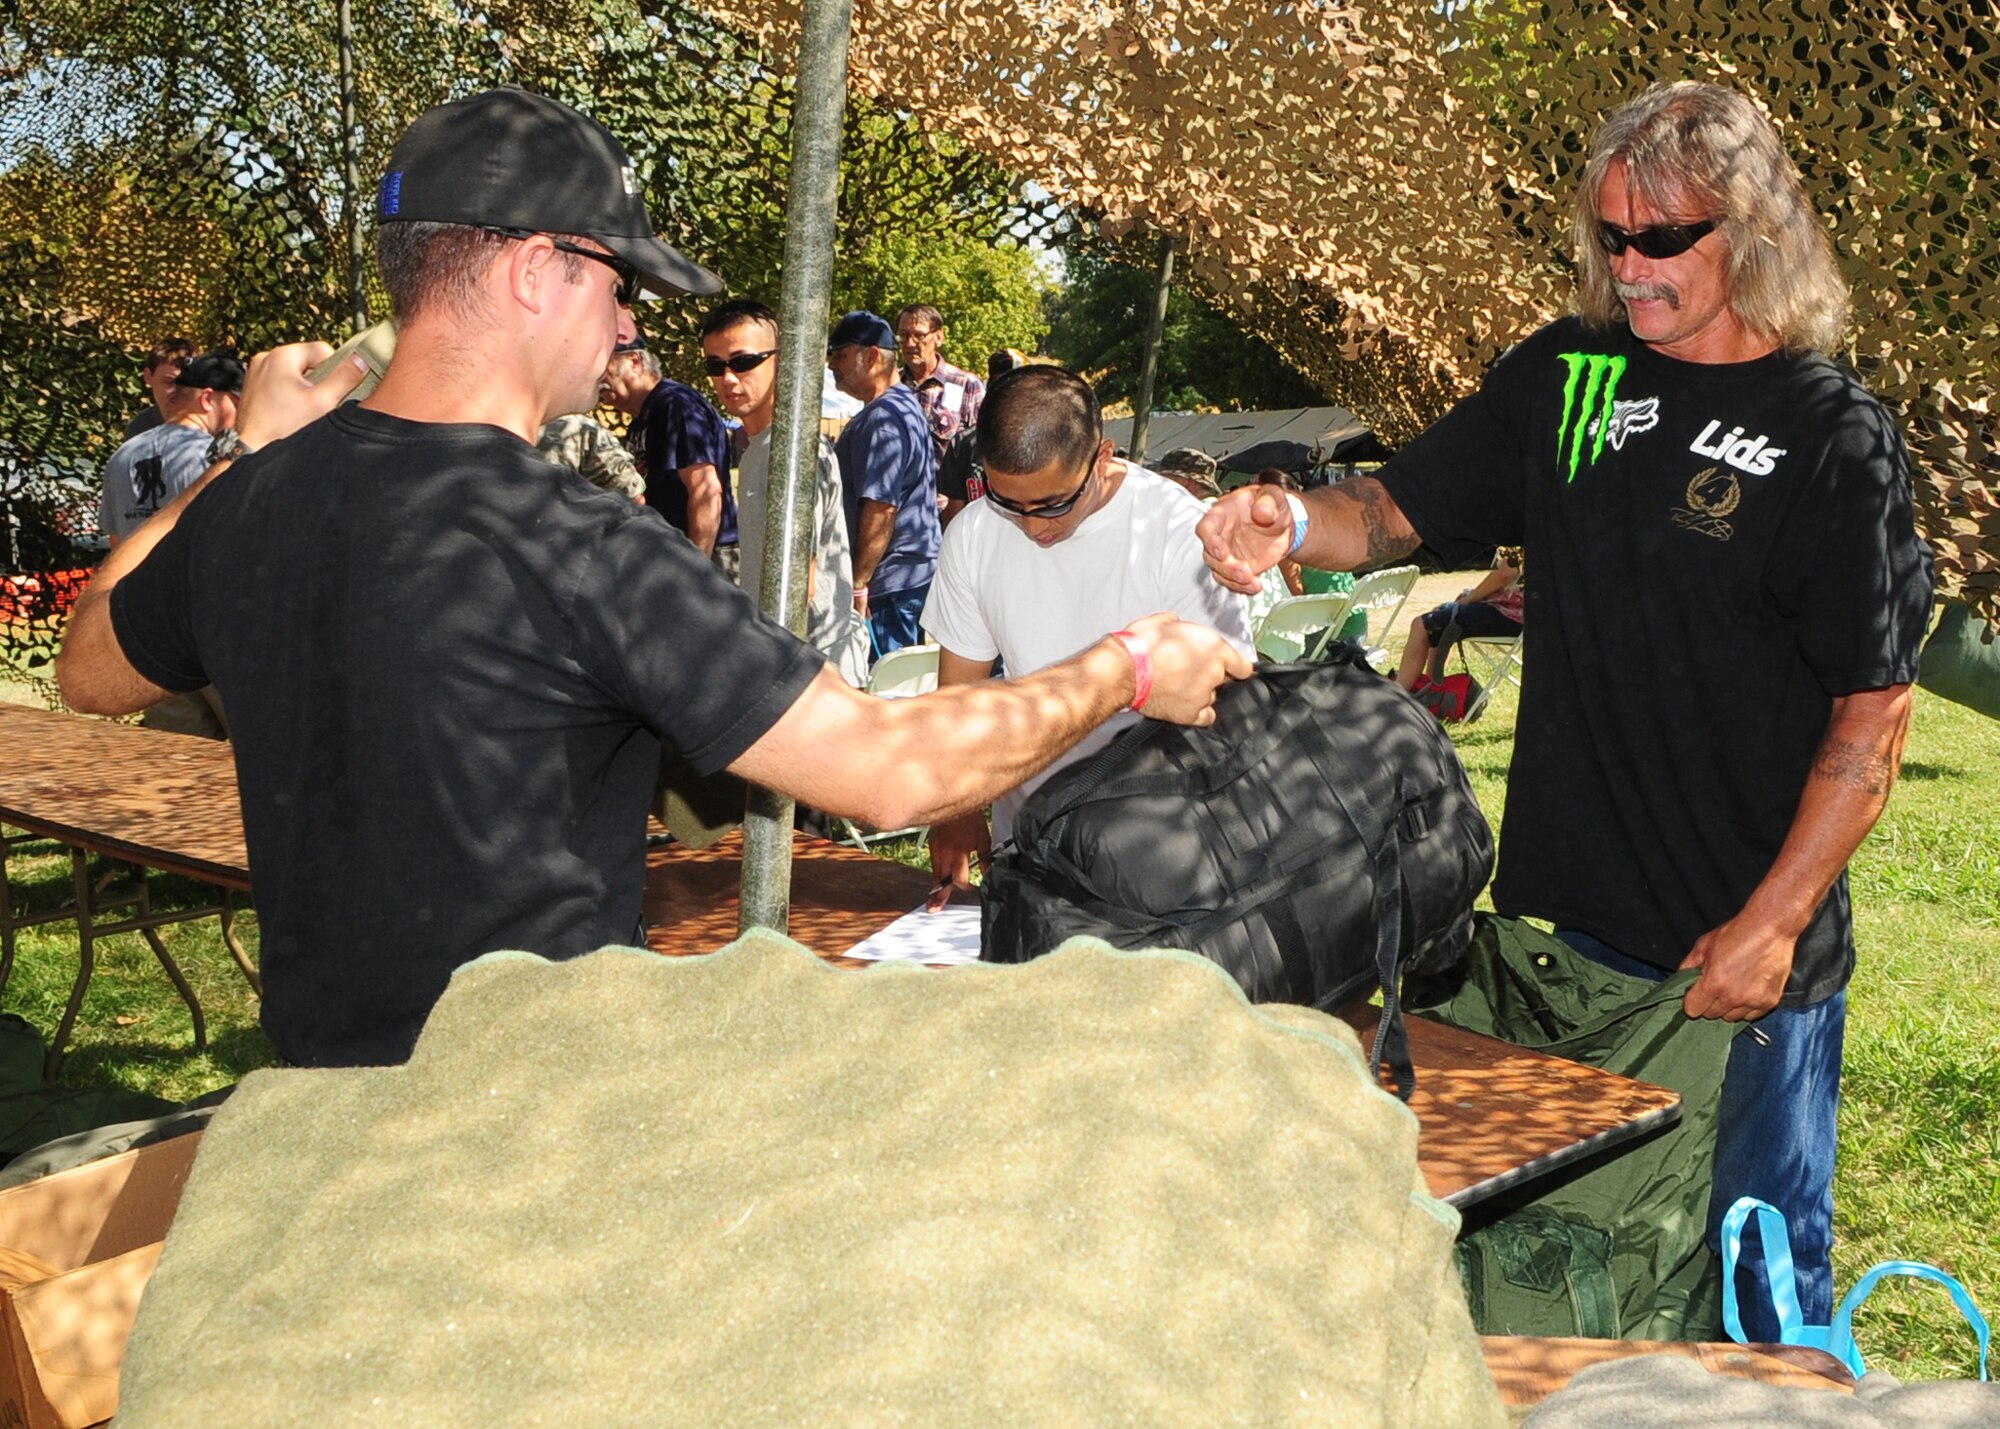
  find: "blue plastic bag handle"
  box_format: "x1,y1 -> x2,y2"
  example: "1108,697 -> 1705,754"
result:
1722,1196 -> 1991,1380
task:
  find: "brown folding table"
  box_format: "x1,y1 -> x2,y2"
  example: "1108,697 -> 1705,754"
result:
0,704 -> 256,1076
0,708 -> 1680,1209
645,830 -> 1683,1212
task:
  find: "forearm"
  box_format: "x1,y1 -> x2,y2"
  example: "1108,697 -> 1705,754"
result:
1295,478 -> 1422,573
732,642 -> 1135,831
682,466 -> 721,554
1738,686 -> 1912,937
852,503 -> 894,588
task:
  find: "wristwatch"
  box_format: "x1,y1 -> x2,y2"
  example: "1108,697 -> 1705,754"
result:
206,429 -> 255,466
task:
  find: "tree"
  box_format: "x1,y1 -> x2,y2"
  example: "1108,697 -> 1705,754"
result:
1044,244 -> 1332,412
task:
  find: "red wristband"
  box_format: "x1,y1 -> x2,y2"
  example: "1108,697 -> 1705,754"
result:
1109,630 -> 1152,712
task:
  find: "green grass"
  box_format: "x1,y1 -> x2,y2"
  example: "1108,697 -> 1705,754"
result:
0,666 -> 1994,1376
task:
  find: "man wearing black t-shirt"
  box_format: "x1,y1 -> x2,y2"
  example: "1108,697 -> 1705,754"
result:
54,88 -> 1251,1071
1199,82 -> 1932,1339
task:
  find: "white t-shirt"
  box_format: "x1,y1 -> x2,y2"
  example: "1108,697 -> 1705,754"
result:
735,429 -> 871,687
922,464 -> 1254,839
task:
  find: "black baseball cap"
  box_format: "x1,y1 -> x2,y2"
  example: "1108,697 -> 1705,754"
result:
376,87 -> 722,298
172,353 -> 245,396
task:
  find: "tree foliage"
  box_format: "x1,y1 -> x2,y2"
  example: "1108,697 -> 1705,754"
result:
0,0 -> 1055,687
1044,244 -> 1330,413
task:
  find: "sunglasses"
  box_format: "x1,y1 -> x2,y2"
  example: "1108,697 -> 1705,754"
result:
1595,219 -> 1716,261
486,228 -> 641,304
703,350 -> 777,377
982,461 -> 1094,520
548,239 -> 641,305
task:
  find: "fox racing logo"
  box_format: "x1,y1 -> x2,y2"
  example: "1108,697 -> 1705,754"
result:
1593,396 -> 1659,452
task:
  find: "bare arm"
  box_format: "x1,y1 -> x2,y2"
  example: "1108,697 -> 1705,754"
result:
59,343 -> 366,715
729,614 -> 1252,832
1198,477 -> 1420,595
1464,563 -> 1518,604
926,646 -> 1000,904
852,499 -> 896,591
1680,684 -> 1913,1020
680,463 -> 722,554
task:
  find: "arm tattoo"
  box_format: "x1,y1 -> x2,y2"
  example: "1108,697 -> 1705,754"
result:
1813,737 -> 1895,798
1331,479 -> 1421,568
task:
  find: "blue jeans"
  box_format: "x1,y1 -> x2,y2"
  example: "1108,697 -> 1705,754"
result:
1555,928 -> 1845,1342
868,583 -> 930,658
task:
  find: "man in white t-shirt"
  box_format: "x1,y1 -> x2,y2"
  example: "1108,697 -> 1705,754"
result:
922,365 -> 1254,902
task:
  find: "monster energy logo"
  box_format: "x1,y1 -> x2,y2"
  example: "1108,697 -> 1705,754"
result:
1556,352 -> 1626,483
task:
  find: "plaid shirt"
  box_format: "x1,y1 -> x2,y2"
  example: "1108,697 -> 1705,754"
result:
902,360 -> 985,452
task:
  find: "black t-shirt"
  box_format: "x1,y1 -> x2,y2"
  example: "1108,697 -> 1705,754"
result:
1379,318 -> 1932,1003
111,407 -> 821,1065
936,429 -> 984,505
628,378 -> 738,548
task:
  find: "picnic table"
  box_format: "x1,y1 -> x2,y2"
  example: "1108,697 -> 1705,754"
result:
0,704 -> 1678,1212
0,704 -> 255,1076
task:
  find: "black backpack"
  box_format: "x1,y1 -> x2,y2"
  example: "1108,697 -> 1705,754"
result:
980,648 -> 1496,1096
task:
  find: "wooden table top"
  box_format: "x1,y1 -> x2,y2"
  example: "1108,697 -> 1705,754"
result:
644,829 -> 936,960
0,707 -> 1678,1211
642,831 -> 1682,1211
1340,1007 -> 1683,1209
0,703 -> 249,888
1481,1334 -> 1854,1407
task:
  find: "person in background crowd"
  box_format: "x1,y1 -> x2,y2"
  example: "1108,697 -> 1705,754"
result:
701,298 -> 869,686
600,333 -> 740,574
1395,557 -> 1524,691
100,353 -> 244,546
123,336 -> 196,439
1198,80 -> 1933,1339
895,302 -> 984,458
829,310 -> 939,656
536,413 -> 646,501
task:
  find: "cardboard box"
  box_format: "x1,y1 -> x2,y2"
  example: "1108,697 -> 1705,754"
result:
0,1134 -> 201,1429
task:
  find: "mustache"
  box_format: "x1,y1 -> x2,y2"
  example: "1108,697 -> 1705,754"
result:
1616,282 -> 1680,309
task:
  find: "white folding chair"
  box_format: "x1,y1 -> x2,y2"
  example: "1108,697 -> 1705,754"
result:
836,645 -> 941,849
1455,634 -> 1523,721
865,643 -> 940,700
1346,564 -> 1421,672
1254,592 -> 1357,664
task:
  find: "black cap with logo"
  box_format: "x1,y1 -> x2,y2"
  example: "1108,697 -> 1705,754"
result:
172,353 -> 246,396
375,87 -> 722,298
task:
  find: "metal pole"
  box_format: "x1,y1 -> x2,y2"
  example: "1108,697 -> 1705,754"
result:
739,0 -> 855,935
336,0 -> 369,333
1128,230 -> 1175,468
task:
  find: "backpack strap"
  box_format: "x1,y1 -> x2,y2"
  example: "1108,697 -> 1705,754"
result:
1427,619 -> 1465,684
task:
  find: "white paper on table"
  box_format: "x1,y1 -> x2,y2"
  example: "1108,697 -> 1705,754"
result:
841,903 -> 984,965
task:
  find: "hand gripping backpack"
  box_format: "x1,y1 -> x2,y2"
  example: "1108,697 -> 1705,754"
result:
980,648 -> 1496,1096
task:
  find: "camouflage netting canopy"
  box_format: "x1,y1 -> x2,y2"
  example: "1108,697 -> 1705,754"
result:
3,0 -> 1995,627
706,0 -> 1999,619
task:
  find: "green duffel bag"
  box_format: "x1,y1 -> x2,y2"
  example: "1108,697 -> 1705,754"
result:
1918,601 -> 2000,721
1405,915 -> 1740,1341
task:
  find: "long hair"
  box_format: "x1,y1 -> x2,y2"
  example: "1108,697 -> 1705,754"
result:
1573,82 -> 1848,355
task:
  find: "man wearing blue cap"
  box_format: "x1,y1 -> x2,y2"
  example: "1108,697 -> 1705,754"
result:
56,88 -> 1250,1067
828,310 -> 940,656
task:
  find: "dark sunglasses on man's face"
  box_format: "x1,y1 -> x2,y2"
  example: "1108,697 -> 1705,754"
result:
546,239 -> 641,305
1595,218 -> 1716,261
982,461 -> 1094,520
703,350 -> 778,377
487,228 -> 642,304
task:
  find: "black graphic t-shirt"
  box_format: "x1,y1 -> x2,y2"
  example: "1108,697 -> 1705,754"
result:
1380,318 -> 1933,1003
